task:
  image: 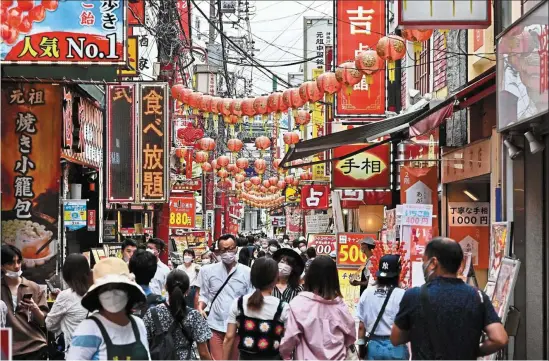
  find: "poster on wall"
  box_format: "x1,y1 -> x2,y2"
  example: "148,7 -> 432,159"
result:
448,202 -> 490,269
305,214 -> 331,234
63,200 -> 87,231
491,258 -> 521,324
306,234 -> 337,255
285,206 -> 304,237
400,166 -> 439,236
338,268 -> 361,318
1,84 -> 62,283
488,221 -> 512,282
337,233 -> 375,267
169,197 -> 196,229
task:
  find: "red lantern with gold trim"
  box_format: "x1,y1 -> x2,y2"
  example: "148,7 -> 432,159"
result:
241,98 -> 256,117
290,88 -> 305,109
201,162 -> 213,172
236,158 -> 249,170
267,92 -> 284,114
283,132 -> 300,146
235,174 -> 246,183
217,155 -> 230,169
355,49 -> 383,87
188,91 -> 203,110
217,169 -> 229,179
210,97 -> 222,116
195,151 -> 209,164
284,175 -> 294,184
401,29 -> 433,60
250,176 -> 261,186
268,176 -> 278,186
335,61 -> 363,96
244,180 -> 253,189
301,81 -> 323,104
175,148 -> 187,159
211,159 -> 219,170
253,96 -> 269,118
317,72 -> 342,95
295,110 -> 311,131
376,35 -> 406,83
255,136 -> 271,155
227,138 -> 243,154
277,180 -> 286,190
200,95 -> 213,114
254,158 -> 267,171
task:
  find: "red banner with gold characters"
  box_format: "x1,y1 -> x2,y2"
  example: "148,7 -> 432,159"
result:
139,84 -> 169,202
400,166 -> 439,237
169,197 -> 196,229
335,0 -> 386,116
1,83 -> 62,283
332,143 -> 391,189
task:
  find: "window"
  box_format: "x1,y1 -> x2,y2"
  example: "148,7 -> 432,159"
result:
414,40 -> 430,95
522,0 -> 543,14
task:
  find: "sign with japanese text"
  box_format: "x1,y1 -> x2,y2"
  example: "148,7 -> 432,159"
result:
131,26 -> 159,81
332,143 -> 391,189
400,166 -> 439,236
117,36 -> 137,76
172,178 -> 202,192
64,200 -> 87,231
442,138 -> 490,184
307,234 -> 337,255
300,185 -> 330,210
305,214 -> 331,234
497,1 -> 548,131
397,0 -> 491,29
169,197 -> 196,228
106,84 -> 136,203
1,0 -> 127,65
448,202 -> 490,269
337,233 -> 374,267
87,209 -> 97,231
272,216 -> 286,227
401,204 -> 433,227
138,83 -> 169,202
335,0 -> 386,116
304,17 -> 332,81
338,268 -> 361,318
1,84 -> 61,283
311,68 -> 329,181
399,129 -> 439,169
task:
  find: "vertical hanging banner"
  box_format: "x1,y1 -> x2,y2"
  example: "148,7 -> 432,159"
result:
447,202 -> 490,269
106,84 -> 136,203
1,84 -> 62,283
311,68 -> 329,181
400,166 -> 439,236
335,0 -> 386,117
138,83 -> 169,202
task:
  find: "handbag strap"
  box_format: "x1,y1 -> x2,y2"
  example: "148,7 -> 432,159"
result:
210,267 -> 237,309
420,284 -> 445,360
368,286 -> 395,338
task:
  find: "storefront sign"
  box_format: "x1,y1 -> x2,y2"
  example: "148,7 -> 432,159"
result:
337,233 -> 374,267
311,68 -> 329,181
64,200 -> 87,231
400,166 -> 438,235
172,178 -> 202,192
335,0 -> 386,116
305,214 -> 331,234
1,84 -> 62,283
138,84 -> 169,202
107,84 -> 136,203
301,185 -> 330,210
272,216 -> 286,227
442,138 -> 490,184
338,268 -> 361,318
448,202 -> 490,269
399,129 -> 439,168
1,1 -> 127,64
169,197 -> 196,228
304,18 -> 332,80
87,209 -> 96,231
307,234 -> 337,255
285,206 -> 304,236
497,1 -> 548,130
332,143 -> 391,189
118,36 -> 138,76
397,0 -> 491,29
337,189 -> 392,208
401,204 -> 433,227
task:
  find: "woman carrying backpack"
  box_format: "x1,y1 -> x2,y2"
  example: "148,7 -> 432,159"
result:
222,257 -> 289,360
143,270 -> 212,360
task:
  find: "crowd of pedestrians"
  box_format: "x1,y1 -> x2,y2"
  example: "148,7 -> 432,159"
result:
0,234 -> 509,360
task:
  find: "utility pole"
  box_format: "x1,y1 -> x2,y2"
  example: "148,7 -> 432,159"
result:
209,0 -> 217,45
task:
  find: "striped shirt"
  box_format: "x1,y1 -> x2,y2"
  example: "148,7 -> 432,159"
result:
272,285 -> 303,303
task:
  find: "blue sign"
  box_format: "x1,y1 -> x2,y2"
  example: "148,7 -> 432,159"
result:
63,200 -> 87,231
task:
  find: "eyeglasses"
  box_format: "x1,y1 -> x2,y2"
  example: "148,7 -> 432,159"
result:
218,246 -> 237,254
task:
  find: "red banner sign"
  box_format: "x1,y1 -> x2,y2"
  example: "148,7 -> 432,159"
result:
335,0 -> 386,116
337,233 -> 376,267
87,210 -> 96,231
300,185 -> 330,210
400,166 -> 439,236
307,234 -> 337,255
169,197 -> 196,229
332,144 -> 391,189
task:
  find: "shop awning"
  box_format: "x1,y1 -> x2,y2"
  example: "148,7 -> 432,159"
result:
281,103 -> 429,168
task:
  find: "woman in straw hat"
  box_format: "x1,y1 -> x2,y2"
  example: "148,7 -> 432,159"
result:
67,258 -> 150,360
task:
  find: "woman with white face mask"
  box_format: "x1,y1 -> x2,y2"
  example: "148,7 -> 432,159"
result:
67,258 -> 150,360
271,249 -> 305,303
177,249 -> 200,309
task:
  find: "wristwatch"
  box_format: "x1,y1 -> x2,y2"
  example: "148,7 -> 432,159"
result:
356,338 -> 366,346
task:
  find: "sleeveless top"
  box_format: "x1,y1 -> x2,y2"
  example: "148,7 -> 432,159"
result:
236,296 -> 285,358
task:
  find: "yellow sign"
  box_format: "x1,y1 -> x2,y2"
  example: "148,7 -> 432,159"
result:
169,211 -> 193,227
285,187 -> 300,203
118,37 -> 138,76
312,69 -> 330,182
338,268 -> 361,318
336,151 -> 387,181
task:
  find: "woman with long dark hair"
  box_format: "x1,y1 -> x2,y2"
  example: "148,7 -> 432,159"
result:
223,257 -> 289,360
46,254 -> 91,355
271,249 -> 305,303
143,270 -> 212,360
280,256 -> 356,360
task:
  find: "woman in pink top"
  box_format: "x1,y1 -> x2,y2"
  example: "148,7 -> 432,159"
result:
279,256 -> 357,360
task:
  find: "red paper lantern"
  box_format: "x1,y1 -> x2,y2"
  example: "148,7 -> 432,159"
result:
217,155 -> 230,169
301,81 -> 323,103
283,132 -> 300,146
253,96 -> 269,115
276,180 -> 286,190
195,150 -> 209,164
268,176 -> 278,186
211,159 -> 218,170
188,91 -> 203,109
255,136 -> 271,151
269,186 -> 278,194
244,180 -> 253,189
355,50 -> 383,85
235,174 -> 246,183
336,61 -> 363,96
292,178 -> 300,187
217,169 -> 229,179
295,110 -> 311,129
200,95 -> 213,113
210,97 -> 222,115
290,88 -> 305,109
284,175 -> 294,184
300,172 -> 313,181
401,29 -> 433,59
171,84 -> 191,104
198,137 -> 216,152
227,163 -> 238,174
220,99 -> 232,116
376,35 -> 406,82
317,72 -> 342,94
241,98 -> 256,117
262,179 -> 271,188
175,148 -> 186,159
298,82 -> 311,103
227,138 -> 243,153
250,176 -> 261,186
201,162 -> 213,172
230,99 -> 243,117
254,158 -> 267,171
236,158 -> 249,170
272,158 -> 281,171
267,92 -> 284,114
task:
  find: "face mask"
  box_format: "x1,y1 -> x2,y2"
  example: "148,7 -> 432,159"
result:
278,263 -> 292,276
99,289 -> 128,313
299,246 -> 307,253
422,258 -> 434,282
221,251 -> 236,265
146,248 -> 156,256
202,259 -> 211,265
261,243 -> 268,249
269,246 -> 278,253
183,256 -> 193,263
4,270 -> 22,279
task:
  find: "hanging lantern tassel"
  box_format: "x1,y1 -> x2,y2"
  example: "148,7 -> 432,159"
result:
230,124 -> 235,137
365,74 -> 373,97
388,60 -> 396,83
414,41 -> 423,64
345,84 -> 353,97
239,122 -> 243,133
440,29 -> 449,48
183,104 -> 189,114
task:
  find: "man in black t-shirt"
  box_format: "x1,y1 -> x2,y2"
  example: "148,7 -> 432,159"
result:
390,237 -> 508,359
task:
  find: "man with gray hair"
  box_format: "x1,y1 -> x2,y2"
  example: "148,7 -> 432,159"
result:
350,236 -> 376,295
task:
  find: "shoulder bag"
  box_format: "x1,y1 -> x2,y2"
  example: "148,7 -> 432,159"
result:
365,286 -> 395,347
206,267 -> 237,316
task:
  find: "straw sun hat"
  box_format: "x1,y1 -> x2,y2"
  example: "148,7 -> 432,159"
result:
81,257 -> 146,312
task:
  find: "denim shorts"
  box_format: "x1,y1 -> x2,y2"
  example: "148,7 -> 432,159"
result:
367,336 -> 409,360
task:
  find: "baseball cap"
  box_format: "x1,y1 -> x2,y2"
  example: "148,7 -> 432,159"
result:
376,254 -> 401,279
360,236 -> 376,246
329,250 -> 337,259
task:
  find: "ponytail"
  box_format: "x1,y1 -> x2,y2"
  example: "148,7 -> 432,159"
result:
247,289 -> 264,311
168,282 -> 188,323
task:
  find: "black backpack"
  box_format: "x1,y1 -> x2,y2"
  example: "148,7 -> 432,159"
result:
149,305 -> 194,360
133,293 -> 164,318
